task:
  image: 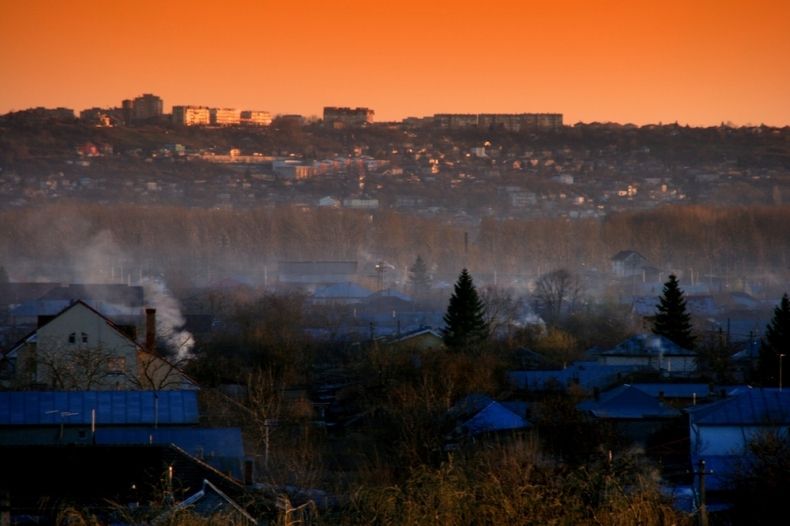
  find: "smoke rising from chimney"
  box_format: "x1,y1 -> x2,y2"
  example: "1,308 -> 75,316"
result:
142,278 -> 194,360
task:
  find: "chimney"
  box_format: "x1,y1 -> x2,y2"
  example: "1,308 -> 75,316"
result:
145,308 -> 156,353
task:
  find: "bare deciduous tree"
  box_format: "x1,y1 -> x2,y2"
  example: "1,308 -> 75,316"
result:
533,269 -> 583,324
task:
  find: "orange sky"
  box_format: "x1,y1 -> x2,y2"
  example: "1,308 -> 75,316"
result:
1,0 -> 788,125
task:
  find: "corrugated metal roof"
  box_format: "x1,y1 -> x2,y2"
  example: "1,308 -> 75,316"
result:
0,391 -> 199,426
687,388 -> 790,426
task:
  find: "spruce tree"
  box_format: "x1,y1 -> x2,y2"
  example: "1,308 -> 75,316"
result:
408,255 -> 431,297
652,274 -> 695,350
442,269 -> 489,350
758,293 -> 790,386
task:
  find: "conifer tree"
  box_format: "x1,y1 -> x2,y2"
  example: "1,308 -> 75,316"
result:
408,255 -> 431,297
442,269 -> 489,350
652,274 -> 695,349
758,293 -> 790,386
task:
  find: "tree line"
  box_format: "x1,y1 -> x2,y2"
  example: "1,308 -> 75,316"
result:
1,203 -> 789,287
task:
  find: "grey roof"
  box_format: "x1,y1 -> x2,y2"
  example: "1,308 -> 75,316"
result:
578,385 -> 682,419
602,334 -> 694,357
687,388 -> 790,426
0,390 -> 199,426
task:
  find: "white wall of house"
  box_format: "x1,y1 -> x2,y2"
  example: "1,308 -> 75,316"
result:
23,303 -> 138,388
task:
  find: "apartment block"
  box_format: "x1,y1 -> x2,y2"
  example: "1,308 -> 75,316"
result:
172,106 -> 211,126
210,108 -> 241,126
323,107 -> 374,128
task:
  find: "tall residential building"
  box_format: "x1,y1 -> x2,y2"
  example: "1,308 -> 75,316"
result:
121,99 -> 133,125
323,107 -> 374,128
210,108 -> 241,126
172,105 -> 211,126
240,110 -> 272,126
123,93 -> 164,123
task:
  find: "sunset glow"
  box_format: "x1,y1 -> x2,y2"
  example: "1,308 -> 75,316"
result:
1,0 -> 789,125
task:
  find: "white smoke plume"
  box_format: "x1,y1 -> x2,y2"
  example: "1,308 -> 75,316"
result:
142,277 -> 195,361
71,230 -> 126,284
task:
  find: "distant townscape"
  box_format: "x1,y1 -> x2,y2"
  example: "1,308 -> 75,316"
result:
19,93 -> 563,130
0,92 -> 789,525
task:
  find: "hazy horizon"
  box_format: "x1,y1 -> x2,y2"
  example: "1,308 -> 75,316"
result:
1,0 -> 789,127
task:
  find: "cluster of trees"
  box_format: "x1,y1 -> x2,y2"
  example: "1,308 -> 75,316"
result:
649,273 -> 790,388
2,203 -> 790,291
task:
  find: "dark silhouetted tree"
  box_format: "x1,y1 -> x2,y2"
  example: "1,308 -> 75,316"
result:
533,269 -> 582,325
408,255 -> 431,297
652,274 -> 695,349
442,269 -> 489,350
758,293 -> 790,386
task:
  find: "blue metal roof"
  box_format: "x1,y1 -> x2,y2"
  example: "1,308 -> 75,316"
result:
631,383 -> 711,399
0,391 -> 199,426
459,402 -> 530,436
508,362 -> 642,391
578,385 -> 682,419
687,388 -> 790,426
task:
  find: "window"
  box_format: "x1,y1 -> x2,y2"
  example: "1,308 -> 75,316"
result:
81,332 -> 88,344
68,333 -> 76,344
107,356 -> 126,374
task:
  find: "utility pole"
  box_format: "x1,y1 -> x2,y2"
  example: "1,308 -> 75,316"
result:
375,261 -> 384,291
780,353 -> 785,391
694,458 -> 711,526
